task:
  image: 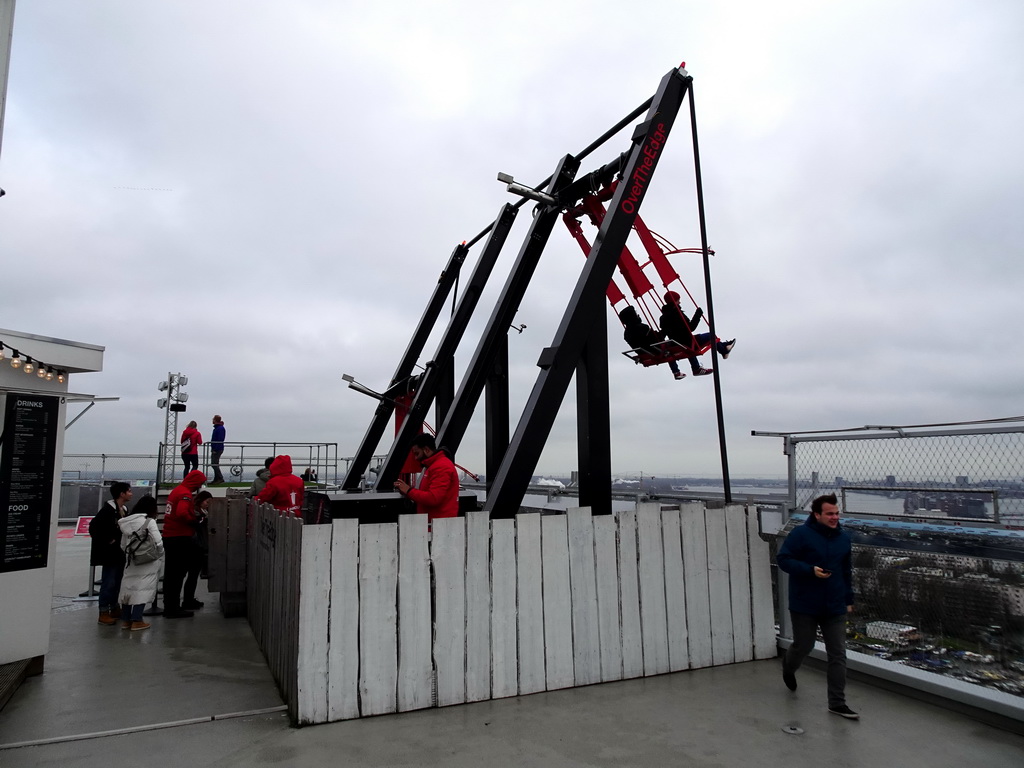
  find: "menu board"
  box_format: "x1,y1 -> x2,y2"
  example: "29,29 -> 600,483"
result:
0,394 -> 60,573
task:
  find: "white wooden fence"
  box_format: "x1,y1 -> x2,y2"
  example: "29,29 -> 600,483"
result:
247,501 -> 776,724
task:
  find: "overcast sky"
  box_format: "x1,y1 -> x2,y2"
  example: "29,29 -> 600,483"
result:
2,0 -> 1023,480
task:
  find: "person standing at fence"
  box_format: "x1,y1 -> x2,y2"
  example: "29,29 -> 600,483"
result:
254,454 -> 305,516
393,434 -> 460,521
180,420 -> 202,478
776,492 -> 859,719
209,415 -> 226,484
248,456 -> 274,497
89,481 -> 133,626
117,494 -> 164,631
163,470 -> 207,618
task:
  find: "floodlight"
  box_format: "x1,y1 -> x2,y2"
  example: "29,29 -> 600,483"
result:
157,398 -> 168,408
177,375 -> 188,386
158,381 -> 169,391
175,392 -> 189,402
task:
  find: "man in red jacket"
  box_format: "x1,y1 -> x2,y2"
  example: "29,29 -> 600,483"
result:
393,434 -> 460,521
163,470 -> 207,617
254,455 -> 305,516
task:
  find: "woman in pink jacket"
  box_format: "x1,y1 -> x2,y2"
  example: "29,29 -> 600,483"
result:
180,420 -> 202,478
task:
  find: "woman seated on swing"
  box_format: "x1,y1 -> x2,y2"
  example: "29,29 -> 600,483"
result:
619,305 -> 685,380
659,291 -> 736,377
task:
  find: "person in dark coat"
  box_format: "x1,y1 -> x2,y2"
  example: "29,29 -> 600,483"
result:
658,290 -> 735,377
619,305 -> 684,380
776,493 -> 859,719
209,415 -> 226,484
89,481 -> 133,625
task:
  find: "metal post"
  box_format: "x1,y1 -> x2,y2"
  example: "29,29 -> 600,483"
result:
577,316 -> 611,515
485,339 -> 510,492
688,84 -> 731,504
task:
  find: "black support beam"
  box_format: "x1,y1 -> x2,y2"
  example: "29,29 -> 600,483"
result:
372,204 -> 519,489
434,155 -> 581,455
341,243 -> 469,490
484,68 -> 691,517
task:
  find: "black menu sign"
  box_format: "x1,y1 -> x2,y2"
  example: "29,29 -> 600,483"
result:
0,394 -> 60,573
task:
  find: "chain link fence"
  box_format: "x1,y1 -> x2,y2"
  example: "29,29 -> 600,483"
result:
759,420 -> 1024,698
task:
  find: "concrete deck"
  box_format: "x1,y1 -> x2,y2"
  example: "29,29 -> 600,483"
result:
1,531 -> 1022,767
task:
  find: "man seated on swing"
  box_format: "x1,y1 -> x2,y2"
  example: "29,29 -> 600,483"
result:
619,305 -> 686,380
659,290 -> 736,377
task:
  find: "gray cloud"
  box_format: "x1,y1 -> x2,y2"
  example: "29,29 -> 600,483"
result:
2,0 -> 1022,480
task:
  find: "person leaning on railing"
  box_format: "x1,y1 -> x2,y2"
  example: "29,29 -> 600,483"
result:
248,457 -> 274,497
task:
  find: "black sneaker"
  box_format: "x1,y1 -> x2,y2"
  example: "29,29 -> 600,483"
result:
783,667 -> 797,691
721,339 -> 736,359
828,705 -> 859,719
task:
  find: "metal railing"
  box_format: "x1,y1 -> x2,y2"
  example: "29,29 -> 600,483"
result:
156,441 -> 341,486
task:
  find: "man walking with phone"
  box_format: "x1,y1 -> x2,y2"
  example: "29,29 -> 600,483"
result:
776,493 -> 858,719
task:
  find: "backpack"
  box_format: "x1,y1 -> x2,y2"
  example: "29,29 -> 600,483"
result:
125,525 -> 160,565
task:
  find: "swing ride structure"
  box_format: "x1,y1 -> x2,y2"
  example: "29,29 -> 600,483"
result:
335,63 -> 732,519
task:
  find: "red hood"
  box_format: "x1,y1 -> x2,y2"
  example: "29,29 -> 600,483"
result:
181,470 -> 207,492
269,455 -> 293,476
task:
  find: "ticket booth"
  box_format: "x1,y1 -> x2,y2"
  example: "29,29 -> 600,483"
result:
0,328 -> 104,702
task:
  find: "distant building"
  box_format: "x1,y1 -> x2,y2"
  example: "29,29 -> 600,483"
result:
866,621 -> 921,644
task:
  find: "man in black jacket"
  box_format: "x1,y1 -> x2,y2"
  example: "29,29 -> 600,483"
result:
776,493 -> 858,719
659,291 -> 735,377
89,481 -> 133,625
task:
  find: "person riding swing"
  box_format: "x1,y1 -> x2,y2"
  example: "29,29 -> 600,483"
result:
659,290 -> 735,377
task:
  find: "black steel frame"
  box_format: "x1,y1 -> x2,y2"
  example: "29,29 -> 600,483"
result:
344,65 -> 731,514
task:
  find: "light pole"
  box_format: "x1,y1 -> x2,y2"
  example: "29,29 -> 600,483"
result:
157,372 -> 189,484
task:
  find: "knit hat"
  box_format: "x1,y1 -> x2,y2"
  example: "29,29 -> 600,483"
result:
664,290 -> 680,304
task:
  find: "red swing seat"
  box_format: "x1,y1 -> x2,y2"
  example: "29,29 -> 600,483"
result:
563,182 -> 719,371
623,337 -> 714,368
